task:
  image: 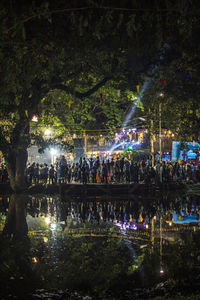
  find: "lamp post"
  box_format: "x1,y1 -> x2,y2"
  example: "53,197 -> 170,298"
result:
148,109 -> 155,167
159,102 -> 162,163
159,93 -> 164,163
83,130 -> 87,156
160,215 -> 164,274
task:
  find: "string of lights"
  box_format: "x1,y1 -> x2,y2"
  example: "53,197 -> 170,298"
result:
30,123 -> 146,132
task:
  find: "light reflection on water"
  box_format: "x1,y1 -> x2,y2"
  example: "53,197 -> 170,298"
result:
24,194 -> 200,234
1,194 -> 200,243
0,193 -> 200,299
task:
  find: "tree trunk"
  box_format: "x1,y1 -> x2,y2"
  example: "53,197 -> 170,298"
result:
3,194 -> 28,239
2,194 -> 32,277
6,148 -> 28,193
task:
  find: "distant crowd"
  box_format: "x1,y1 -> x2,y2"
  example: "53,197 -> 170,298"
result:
24,156 -> 200,185
1,155 -> 200,185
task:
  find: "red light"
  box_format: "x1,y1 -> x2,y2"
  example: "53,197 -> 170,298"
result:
32,115 -> 39,122
32,257 -> 39,263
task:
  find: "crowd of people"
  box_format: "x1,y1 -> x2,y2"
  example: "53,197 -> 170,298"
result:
1,155 -> 200,185
24,155 -> 200,185
1,193 -> 199,228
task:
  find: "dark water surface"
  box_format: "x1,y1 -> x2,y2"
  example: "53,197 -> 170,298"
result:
0,192 -> 200,299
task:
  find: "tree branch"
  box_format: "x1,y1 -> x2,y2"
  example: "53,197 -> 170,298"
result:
51,76 -> 112,99
5,5 -> 183,34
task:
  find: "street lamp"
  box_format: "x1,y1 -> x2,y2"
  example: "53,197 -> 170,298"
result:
44,129 -> 51,136
50,148 -> 57,155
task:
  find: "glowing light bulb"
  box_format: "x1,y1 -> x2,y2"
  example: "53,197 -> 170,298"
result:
44,129 -> 51,136
45,217 -> 50,225
51,222 -> 57,230
50,148 -> 57,155
32,257 -> 39,263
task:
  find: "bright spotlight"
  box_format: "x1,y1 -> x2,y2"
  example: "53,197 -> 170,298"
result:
44,129 -> 51,136
160,93 -> 164,97
50,148 -> 57,155
51,222 -> 57,230
45,216 -> 50,225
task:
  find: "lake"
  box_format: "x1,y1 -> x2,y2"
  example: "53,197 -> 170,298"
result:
0,192 -> 200,299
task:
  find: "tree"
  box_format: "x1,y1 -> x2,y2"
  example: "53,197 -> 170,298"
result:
142,3 -> 200,142
1,0 -> 199,192
0,0 -> 127,191
38,80 -> 142,132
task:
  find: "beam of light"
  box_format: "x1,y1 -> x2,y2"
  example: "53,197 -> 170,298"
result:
114,220 -> 144,276
108,141 -> 124,152
123,78 -> 151,130
108,78 -> 151,154
107,49 -> 169,155
109,139 -> 141,155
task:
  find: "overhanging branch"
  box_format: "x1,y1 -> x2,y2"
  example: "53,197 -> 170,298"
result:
51,76 -> 112,99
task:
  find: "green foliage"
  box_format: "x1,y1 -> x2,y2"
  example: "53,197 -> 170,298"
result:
0,0 -> 200,187
1,0 -> 149,159
142,9 -> 200,141
30,131 -> 74,154
36,79 -> 144,136
29,236 -> 134,294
